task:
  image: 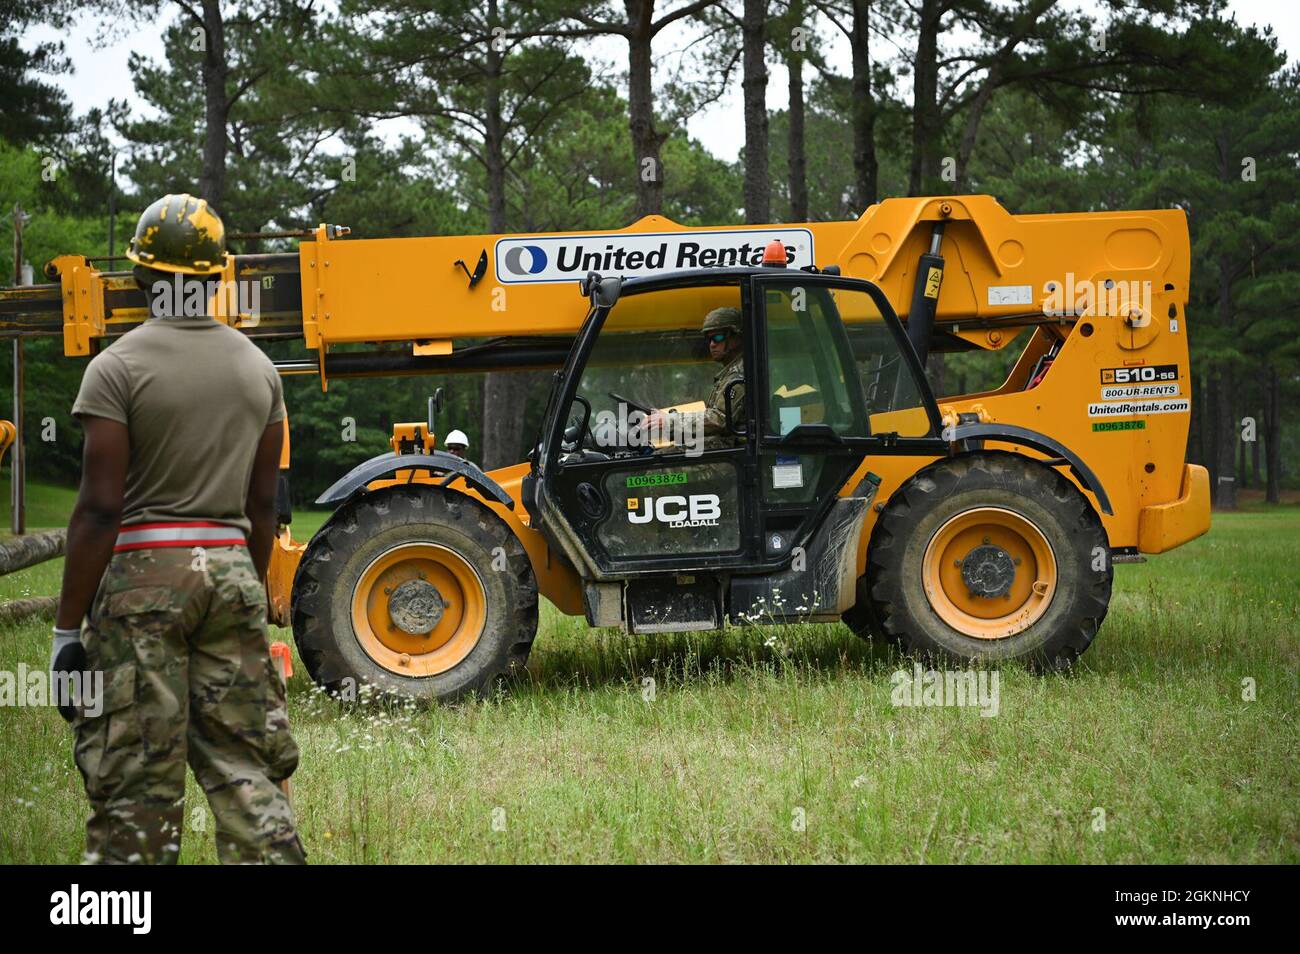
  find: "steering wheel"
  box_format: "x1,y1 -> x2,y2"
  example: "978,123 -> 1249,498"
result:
608,391 -> 655,416
864,354 -> 903,412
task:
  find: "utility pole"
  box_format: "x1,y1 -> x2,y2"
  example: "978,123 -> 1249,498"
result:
107,151 -> 117,258
11,203 -> 28,535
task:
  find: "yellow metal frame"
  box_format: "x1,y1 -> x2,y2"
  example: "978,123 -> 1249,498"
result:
1138,463 -> 1211,553
54,254 -> 108,356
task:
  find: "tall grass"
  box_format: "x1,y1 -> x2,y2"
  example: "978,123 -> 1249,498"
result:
1,489 -> 1295,863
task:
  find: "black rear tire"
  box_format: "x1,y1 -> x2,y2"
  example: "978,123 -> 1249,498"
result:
291,486 -> 538,704
841,574 -> 898,645
867,452 -> 1111,671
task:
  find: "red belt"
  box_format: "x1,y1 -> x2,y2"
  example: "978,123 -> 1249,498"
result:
114,521 -> 247,552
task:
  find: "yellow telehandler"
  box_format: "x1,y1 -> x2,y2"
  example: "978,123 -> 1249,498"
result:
0,194 -> 1210,702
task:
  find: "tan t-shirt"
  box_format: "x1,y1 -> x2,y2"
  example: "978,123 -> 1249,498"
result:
72,317 -> 285,534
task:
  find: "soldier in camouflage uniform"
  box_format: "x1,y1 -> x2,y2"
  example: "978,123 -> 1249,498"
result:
647,306 -> 746,451
52,194 -> 304,864
700,307 -> 746,450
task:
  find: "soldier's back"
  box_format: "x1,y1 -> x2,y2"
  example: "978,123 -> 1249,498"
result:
70,314 -> 303,864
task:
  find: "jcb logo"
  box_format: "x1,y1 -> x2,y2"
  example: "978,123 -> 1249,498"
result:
627,494 -> 721,528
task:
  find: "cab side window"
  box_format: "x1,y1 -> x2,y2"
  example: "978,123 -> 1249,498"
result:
761,283 -> 863,437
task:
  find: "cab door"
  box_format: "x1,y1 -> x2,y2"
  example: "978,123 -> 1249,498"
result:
532,277 -> 763,579
749,273 -> 946,561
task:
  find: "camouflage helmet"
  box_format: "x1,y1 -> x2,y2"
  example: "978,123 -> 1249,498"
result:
126,193 -> 228,275
701,306 -> 742,336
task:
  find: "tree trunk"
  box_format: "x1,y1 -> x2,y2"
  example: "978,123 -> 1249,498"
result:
198,0 -> 229,214
954,75 -> 998,191
1264,364 -> 1281,504
0,529 -> 66,576
926,352 -> 947,398
1189,371 -> 1205,468
1203,368 -> 1218,488
484,0 -> 507,235
1250,408 -> 1261,486
786,0 -> 807,221
908,0 -> 943,196
1237,424 -> 1248,490
626,0 -> 663,217
741,0 -> 770,223
479,0 -> 528,472
849,0 -> 877,211
952,1 -> 1051,191
1212,363 -> 1237,509
0,596 -> 56,625
480,373 -> 536,470
1212,252 -> 1237,510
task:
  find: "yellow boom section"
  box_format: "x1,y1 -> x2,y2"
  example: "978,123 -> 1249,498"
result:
295,194 -> 1189,351
0,194 -> 1189,367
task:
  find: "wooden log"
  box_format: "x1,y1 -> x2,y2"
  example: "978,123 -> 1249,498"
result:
0,596 -> 57,624
0,529 -> 66,576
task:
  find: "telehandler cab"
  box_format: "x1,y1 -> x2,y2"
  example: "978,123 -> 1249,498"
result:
0,195 -> 1211,702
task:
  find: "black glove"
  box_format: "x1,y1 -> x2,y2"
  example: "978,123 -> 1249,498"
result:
50,629 -> 88,723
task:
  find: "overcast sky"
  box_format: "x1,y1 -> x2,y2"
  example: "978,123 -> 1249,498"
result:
21,0 -> 1298,166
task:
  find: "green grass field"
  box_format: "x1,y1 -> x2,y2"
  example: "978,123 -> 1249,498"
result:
1,482 -> 1296,863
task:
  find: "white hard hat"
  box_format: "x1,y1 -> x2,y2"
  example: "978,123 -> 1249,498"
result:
445,429 -> 469,448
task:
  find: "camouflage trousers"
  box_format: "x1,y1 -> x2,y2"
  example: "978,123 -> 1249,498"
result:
72,545 -> 304,864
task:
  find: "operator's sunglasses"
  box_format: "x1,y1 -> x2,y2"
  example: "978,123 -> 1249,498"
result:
704,331 -> 732,344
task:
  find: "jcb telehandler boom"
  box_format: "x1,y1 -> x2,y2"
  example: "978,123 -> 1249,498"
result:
0,194 -> 1210,701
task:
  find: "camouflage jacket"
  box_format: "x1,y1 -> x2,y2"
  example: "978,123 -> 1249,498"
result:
703,353 -> 745,439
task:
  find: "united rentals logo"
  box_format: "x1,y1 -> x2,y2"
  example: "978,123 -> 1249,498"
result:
495,228 -> 815,284
502,244 -> 548,276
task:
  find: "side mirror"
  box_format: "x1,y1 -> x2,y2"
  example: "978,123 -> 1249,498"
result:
723,379 -> 747,436
428,386 -> 445,433
563,394 -> 593,448
581,272 -> 622,308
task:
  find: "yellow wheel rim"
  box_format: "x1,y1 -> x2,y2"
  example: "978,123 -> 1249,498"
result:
921,507 -> 1057,640
350,543 -> 487,676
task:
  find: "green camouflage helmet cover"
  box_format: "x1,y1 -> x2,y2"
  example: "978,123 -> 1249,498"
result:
701,306 -> 742,335
126,193 -> 229,275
